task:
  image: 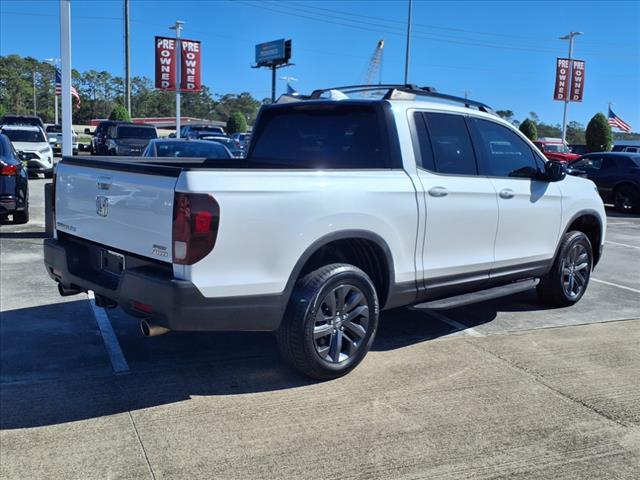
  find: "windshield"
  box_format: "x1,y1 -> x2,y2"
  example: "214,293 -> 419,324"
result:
46,125 -> 62,133
151,141 -> 230,158
117,126 -> 157,139
543,143 -> 569,153
192,126 -> 224,134
2,129 -> 46,143
200,136 -> 235,148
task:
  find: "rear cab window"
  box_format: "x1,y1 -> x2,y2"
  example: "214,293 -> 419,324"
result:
421,112 -> 478,175
248,102 -> 395,169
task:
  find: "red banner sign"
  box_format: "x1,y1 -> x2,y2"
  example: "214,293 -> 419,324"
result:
570,59 -> 585,102
553,57 -> 570,101
155,36 -> 202,92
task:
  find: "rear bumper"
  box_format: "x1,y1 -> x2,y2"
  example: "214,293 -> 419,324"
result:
43,237 -> 285,332
0,195 -> 24,214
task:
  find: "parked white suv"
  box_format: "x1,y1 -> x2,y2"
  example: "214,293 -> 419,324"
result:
1,125 -> 53,178
44,85 -> 606,379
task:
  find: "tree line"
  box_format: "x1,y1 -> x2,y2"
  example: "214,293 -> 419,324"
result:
0,54 -> 265,125
495,109 -> 638,147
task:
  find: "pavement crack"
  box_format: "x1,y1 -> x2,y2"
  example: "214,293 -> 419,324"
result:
464,339 -> 632,429
127,411 -> 157,480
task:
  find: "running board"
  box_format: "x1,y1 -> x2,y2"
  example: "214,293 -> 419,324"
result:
412,278 -> 539,310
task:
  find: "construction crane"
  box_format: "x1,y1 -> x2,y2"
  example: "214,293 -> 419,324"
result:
363,40 -> 385,87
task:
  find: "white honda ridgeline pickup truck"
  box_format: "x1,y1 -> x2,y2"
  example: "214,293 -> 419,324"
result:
45,85 -> 606,379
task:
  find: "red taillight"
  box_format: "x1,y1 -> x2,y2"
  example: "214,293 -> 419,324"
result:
172,192 -> 220,265
132,301 -> 154,314
0,164 -> 17,176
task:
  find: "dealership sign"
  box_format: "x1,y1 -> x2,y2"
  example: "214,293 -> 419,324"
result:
553,57 -> 585,102
255,39 -> 292,67
155,36 -> 202,92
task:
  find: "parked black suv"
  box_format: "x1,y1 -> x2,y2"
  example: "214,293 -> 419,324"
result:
104,123 -> 158,156
86,121 -> 131,155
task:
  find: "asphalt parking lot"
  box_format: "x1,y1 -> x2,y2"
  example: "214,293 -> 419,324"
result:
1,178 -> 639,479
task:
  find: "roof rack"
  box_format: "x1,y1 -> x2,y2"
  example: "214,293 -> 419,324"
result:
298,84 -> 495,114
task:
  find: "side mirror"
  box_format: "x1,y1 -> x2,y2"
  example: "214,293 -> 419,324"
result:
544,161 -> 567,182
84,128 -> 93,135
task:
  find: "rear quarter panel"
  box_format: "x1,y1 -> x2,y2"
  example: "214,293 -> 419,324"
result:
175,169 -> 419,298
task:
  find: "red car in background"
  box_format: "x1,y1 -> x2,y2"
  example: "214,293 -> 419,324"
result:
533,138 -> 581,163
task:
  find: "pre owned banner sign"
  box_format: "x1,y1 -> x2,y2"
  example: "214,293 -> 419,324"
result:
553,57 -> 586,102
155,36 -> 202,92
553,57 -> 570,101
570,59 -> 585,102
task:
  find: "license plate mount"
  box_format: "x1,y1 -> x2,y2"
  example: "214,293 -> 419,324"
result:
101,249 -> 125,276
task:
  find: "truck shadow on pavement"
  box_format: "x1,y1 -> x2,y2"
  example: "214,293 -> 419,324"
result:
0,292 -> 551,430
0,230 -> 48,239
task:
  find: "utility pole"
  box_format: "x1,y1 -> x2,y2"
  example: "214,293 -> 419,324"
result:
559,31 -> 583,146
124,0 -> 131,115
170,20 -> 185,138
60,0 -> 73,156
271,65 -> 276,102
32,71 -> 37,116
403,0 -> 412,84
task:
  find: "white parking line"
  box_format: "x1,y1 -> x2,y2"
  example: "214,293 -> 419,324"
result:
605,240 -> 640,250
420,309 -> 485,337
88,291 -> 129,374
592,278 -> 640,294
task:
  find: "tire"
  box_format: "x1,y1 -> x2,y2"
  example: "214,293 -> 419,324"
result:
277,263 -> 379,380
537,231 -> 593,307
613,185 -> 639,213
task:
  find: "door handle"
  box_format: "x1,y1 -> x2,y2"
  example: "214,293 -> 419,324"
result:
499,188 -> 515,199
428,186 -> 449,197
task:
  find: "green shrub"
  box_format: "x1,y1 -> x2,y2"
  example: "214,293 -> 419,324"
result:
108,104 -> 131,122
519,118 -> 538,141
585,113 -> 613,152
226,112 -> 247,135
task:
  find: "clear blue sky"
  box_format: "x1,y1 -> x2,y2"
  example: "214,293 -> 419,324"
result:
1,0 -> 639,130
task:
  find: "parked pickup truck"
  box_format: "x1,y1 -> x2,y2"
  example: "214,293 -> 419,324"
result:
44,85 -> 606,379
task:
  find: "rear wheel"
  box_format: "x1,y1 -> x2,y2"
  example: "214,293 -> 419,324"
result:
12,195 -> 29,225
613,185 -> 639,213
537,231 -> 592,307
277,263 -> 379,380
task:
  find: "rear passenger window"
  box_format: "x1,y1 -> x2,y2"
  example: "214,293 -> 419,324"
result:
423,113 -> 478,175
472,118 -> 539,178
411,112 -> 435,171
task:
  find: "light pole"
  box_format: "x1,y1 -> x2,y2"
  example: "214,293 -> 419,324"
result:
44,58 -> 61,124
559,31 -> 583,146
170,20 -> 185,138
403,0 -> 412,84
32,71 -> 37,116
60,0 -> 73,156
124,0 -> 131,115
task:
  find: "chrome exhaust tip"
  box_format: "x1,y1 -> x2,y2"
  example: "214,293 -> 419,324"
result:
140,319 -> 170,337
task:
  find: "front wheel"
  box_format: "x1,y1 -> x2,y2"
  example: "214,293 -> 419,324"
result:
277,263 -> 379,380
537,231 -> 593,307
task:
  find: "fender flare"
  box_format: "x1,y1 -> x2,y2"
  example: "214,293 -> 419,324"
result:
281,229 -> 397,307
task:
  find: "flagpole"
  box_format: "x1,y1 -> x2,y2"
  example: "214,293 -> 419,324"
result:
60,0 -> 73,157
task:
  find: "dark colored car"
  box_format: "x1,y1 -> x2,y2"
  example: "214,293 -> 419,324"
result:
180,124 -> 225,139
0,114 -> 45,132
197,134 -> 244,158
142,138 -> 232,159
86,121 -> 132,155
0,134 -> 29,224
569,144 -> 588,156
105,124 -> 158,156
569,152 -> 640,213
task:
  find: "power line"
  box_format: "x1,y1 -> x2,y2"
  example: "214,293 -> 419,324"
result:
236,1 -> 638,58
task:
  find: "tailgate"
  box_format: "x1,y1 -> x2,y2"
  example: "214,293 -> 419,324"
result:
55,160 -> 178,262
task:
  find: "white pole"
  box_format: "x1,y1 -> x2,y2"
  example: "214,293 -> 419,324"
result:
32,71 -> 37,116
171,21 -> 184,138
60,0 -> 73,156
560,31 -> 582,146
54,93 -> 59,125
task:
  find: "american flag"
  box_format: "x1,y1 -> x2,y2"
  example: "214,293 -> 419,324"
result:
55,69 -> 81,106
608,107 -> 632,133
